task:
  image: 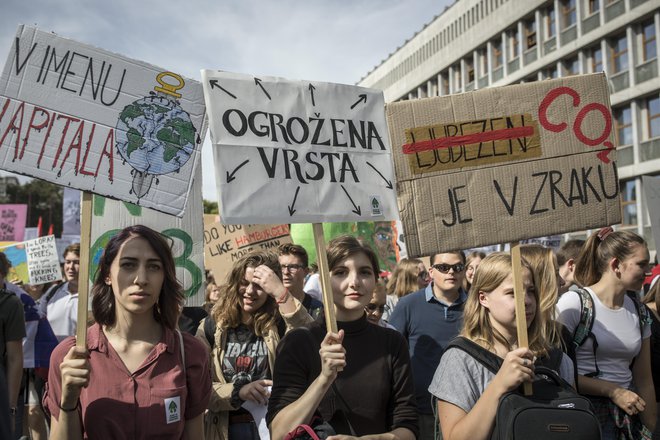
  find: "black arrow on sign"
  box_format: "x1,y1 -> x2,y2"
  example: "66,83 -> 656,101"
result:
350,94 -> 367,110
366,161 -> 393,189
308,83 -> 316,106
288,186 -> 301,216
341,185 -> 361,216
226,159 -> 249,183
209,79 -> 237,99
254,78 -> 272,100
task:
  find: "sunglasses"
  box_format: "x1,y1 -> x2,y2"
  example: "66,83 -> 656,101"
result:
365,303 -> 386,313
431,263 -> 465,274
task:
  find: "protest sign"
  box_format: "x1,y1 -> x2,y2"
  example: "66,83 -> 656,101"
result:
386,73 -> 621,257
0,235 -> 62,284
89,162 -> 205,305
0,25 -> 207,217
204,222 -> 292,284
643,176 -> 660,250
0,204 -> 27,241
62,187 -> 81,236
201,70 -> 398,224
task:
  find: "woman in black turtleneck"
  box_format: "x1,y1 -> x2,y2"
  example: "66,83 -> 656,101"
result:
266,235 -> 418,440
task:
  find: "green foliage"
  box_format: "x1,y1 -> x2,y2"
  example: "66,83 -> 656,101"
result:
203,199 -> 218,214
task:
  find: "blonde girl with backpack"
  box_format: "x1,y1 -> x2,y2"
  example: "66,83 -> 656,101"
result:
556,228 -> 656,439
428,252 -> 575,440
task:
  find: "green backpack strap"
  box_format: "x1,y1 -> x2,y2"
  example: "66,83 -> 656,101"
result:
572,288 -> 595,349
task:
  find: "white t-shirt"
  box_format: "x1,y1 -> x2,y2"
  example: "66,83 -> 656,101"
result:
303,273 -> 323,302
556,287 -> 651,389
39,282 -> 78,342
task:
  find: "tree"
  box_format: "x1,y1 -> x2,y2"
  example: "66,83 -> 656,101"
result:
4,179 -> 63,237
203,199 -> 219,214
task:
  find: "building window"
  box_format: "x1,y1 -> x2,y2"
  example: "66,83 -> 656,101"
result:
466,59 -> 475,83
546,7 -> 556,38
648,96 -> 660,139
641,20 -> 657,62
587,0 -> 600,15
610,33 -> 628,73
590,46 -> 603,72
563,57 -> 580,75
478,48 -> 489,76
492,39 -> 503,68
509,28 -> 520,59
614,105 -> 633,145
620,180 -> 636,226
440,72 -> 450,95
544,65 -> 559,78
452,66 -> 461,91
525,19 -> 537,49
561,0 -> 576,29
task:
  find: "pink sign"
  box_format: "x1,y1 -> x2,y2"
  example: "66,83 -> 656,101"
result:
0,204 -> 27,241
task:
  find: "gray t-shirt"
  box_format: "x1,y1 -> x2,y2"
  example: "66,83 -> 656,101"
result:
428,347 -> 575,413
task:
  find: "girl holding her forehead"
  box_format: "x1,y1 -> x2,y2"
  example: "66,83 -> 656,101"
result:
267,235 -> 418,440
44,225 -> 211,440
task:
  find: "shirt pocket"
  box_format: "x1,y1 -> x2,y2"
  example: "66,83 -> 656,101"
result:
148,386 -> 187,437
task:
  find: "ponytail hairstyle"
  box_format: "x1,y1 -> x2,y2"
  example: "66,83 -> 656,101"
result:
461,252 -> 549,357
574,228 -> 646,287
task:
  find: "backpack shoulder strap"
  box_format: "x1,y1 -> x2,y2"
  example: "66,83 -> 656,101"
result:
628,292 -> 651,337
203,315 -> 216,349
572,288 -> 595,348
45,283 -> 64,304
176,329 -> 186,376
444,336 -> 502,375
536,347 -> 564,372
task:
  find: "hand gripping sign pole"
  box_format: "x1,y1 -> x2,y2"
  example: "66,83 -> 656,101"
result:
75,192 -> 94,348
313,223 -> 338,333
510,242 -> 532,396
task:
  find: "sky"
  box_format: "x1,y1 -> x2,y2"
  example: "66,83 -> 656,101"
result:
0,0 -> 454,202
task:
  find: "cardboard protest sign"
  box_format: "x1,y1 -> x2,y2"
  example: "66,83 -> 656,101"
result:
89,163 -> 205,305
204,222 -> 292,284
386,73 -> 621,257
0,25 -> 207,217
0,235 -> 62,284
643,176 -> 660,250
0,204 -> 27,241
201,70 -> 398,224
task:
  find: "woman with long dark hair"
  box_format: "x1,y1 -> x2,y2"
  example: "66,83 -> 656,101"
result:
44,225 -> 211,439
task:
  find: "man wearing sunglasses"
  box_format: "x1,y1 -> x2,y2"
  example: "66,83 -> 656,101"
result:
277,243 -> 324,320
389,251 -> 467,440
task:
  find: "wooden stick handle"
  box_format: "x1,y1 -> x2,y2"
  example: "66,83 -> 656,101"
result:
312,223 -> 337,333
510,242 -> 532,396
75,192 -> 93,348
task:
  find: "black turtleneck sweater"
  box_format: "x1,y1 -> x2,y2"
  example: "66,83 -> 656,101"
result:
266,315 -> 418,437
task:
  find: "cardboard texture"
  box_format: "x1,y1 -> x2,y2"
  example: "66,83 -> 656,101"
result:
201,70 -> 398,224
89,162 -> 205,306
386,74 -> 621,257
643,176 -> 660,250
204,222 -> 292,285
0,25 -> 207,217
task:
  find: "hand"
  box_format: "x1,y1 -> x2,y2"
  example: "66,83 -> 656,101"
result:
319,330 -> 345,383
610,387 -> 646,416
492,347 -> 535,394
238,379 -> 273,406
59,345 -> 90,408
251,265 -> 286,299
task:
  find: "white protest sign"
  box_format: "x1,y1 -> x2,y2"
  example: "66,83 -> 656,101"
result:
201,70 -> 398,224
25,235 -> 62,284
643,175 -> 660,249
63,187 -> 81,236
0,25 -> 207,217
89,162 -> 205,306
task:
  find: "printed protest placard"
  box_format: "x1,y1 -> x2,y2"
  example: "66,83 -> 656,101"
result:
88,162 -> 205,305
201,70 -> 398,224
204,222 -> 292,284
0,204 -> 27,241
0,235 -> 62,284
386,74 -> 621,256
62,187 -> 81,236
643,176 -> 660,250
0,25 -> 207,217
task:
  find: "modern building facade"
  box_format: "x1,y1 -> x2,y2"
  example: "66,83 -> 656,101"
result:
358,0 -> 659,250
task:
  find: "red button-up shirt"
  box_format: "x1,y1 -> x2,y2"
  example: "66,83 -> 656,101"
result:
45,323 -> 211,439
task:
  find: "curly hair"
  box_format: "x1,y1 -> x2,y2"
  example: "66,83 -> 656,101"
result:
212,251 -> 282,337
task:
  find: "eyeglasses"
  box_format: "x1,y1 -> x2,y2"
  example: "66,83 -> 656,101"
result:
431,263 -> 465,274
281,264 -> 305,273
365,303 -> 386,313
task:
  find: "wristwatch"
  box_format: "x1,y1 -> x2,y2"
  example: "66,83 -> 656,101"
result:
9,406 -> 17,416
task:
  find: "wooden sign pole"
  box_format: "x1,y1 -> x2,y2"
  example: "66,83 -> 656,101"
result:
75,192 -> 94,348
312,223 -> 337,333
510,242 -> 532,396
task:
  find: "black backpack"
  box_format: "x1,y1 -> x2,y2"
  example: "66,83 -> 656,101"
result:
444,337 -> 601,440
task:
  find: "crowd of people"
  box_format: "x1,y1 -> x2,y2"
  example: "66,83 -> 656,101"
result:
0,224 -> 658,440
